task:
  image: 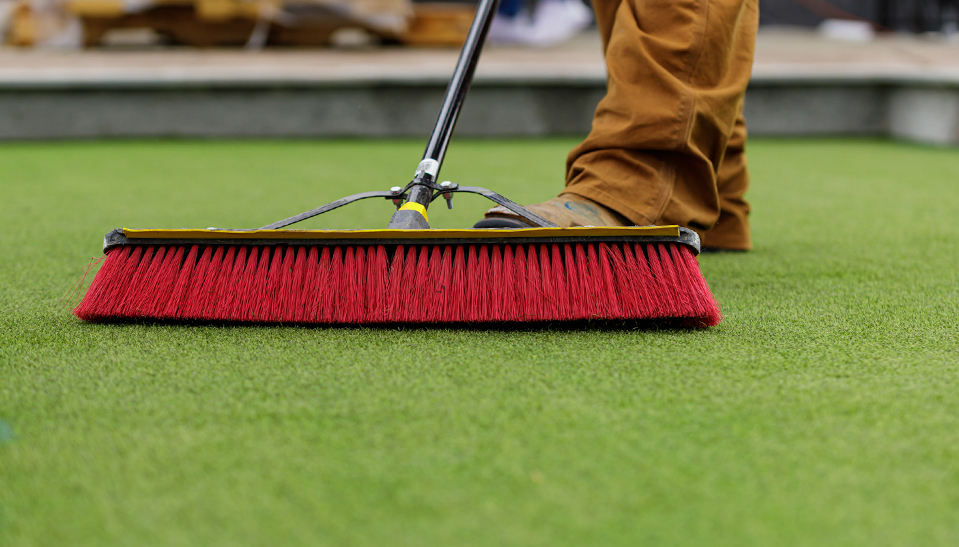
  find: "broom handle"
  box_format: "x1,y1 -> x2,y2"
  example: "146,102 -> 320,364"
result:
387,0 -> 500,229
421,0 -> 500,173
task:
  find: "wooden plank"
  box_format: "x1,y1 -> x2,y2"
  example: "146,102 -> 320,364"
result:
401,3 -> 473,46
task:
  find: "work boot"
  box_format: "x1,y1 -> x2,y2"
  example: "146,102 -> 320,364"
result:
473,194 -> 632,228
473,194 -> 746,252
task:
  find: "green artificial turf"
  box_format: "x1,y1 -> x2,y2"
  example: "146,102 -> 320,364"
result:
1,138 -> 958,546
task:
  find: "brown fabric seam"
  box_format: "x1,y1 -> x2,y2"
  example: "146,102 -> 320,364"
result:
678,0 -> 711,153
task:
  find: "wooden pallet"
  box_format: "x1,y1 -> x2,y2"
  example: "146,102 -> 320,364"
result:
61,0 -> 473,47
403,3 -> 474,46
4,2 -> 35,46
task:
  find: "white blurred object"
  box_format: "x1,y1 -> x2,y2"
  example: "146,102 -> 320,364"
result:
0,1 -> 17,32
819,18 -> 875,42
329,26 -> 376,47
522,0 -> 591,47
38,13 -> 81,47
489,0 -> 591,47
943,4 -> 958,40
488,10 -> 529,44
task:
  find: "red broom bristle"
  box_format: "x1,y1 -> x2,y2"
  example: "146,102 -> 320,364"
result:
261,246 -> 289,323
143,246 -> 184,318
665,244 -> 695,317
74,246 -> 126,320
108,245 -> 144,318
512,245 -> 529,321
451,245 -> 467,322
489,245 -> 504,321
238,247 -> 263,322
656,244 -> 684,318
548,244 -> 570,321
499,246 -> 517,322
359,246 -> 372,323
272,246 -> 297,323
162,245 -> 199,319
611,244 -> 631,318
470,246 -> 492,322
72,252 -> 109,319
127,246 -> 164,318
244,246 -> 272,322
294,247 -> 312,323
583,244 -> 608,319
428,245 -> 443,322
643,243 -> 673,318
659,244 -> 693,317
116,246 -> 154,318
612,245 -> 649,318
572,244 -> 592,320
399,245 -> 419,322
241,246 -> 266,322
542,244 -> 564,320
304,247 -> 330,323
426,246 -> 451,323
75,236 -> 722,326
535,245 -> 553,320
216,246 -> 240,320
228,246 -> 256,321
385,245 -> 406,322
110,247 -> 142,318
179,246 -> 212,318
669,246 -> 706,319
211,246 -> 238,320
421,245 -> 437,323
347,247 -> 366,323
191,245 -> 226,320
94,246 -> 135,319
333,246 -> 352,324
561,245 -> 582,320
282,246 -> 306,323
181,246 -> 215,319
620,244 -> 650,318
97,246 -> 133,318
673,245 -> 722,326
598,243 -> 623,319
524,244 -> 543,321
463,246 -> 477,321
408,245 -> 431,322
640,245 -> 668,319
366,245 -> 388,323
321,247 -> 341,323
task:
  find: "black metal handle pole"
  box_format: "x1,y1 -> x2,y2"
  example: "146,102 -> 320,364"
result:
387,0 -> 500,229
422,0 -> 500,168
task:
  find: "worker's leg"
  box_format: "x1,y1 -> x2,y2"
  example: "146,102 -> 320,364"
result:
563,0 -> 758,248
700,104 -> 751,249
590,0 -> 619,51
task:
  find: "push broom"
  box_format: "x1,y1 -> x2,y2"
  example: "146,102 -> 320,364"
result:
73,0 -> 722,326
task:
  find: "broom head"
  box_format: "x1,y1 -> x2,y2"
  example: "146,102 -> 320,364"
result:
73,225 -> 722,326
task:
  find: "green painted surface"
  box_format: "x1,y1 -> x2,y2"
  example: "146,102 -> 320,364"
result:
1,138 -> 958,546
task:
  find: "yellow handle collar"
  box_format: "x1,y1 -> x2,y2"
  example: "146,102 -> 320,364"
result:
398,202 -> 428,222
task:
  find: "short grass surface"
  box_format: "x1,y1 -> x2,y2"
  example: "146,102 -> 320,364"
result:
2,138 -> 958,546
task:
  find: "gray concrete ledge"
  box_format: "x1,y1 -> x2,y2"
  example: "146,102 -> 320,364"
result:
1,31 -> 958,144
744,82 -> 959,145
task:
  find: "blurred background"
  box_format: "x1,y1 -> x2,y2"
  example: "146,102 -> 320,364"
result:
0,0 -> 956,144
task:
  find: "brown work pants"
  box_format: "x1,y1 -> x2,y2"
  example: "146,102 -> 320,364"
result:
564,0 -> 758,250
